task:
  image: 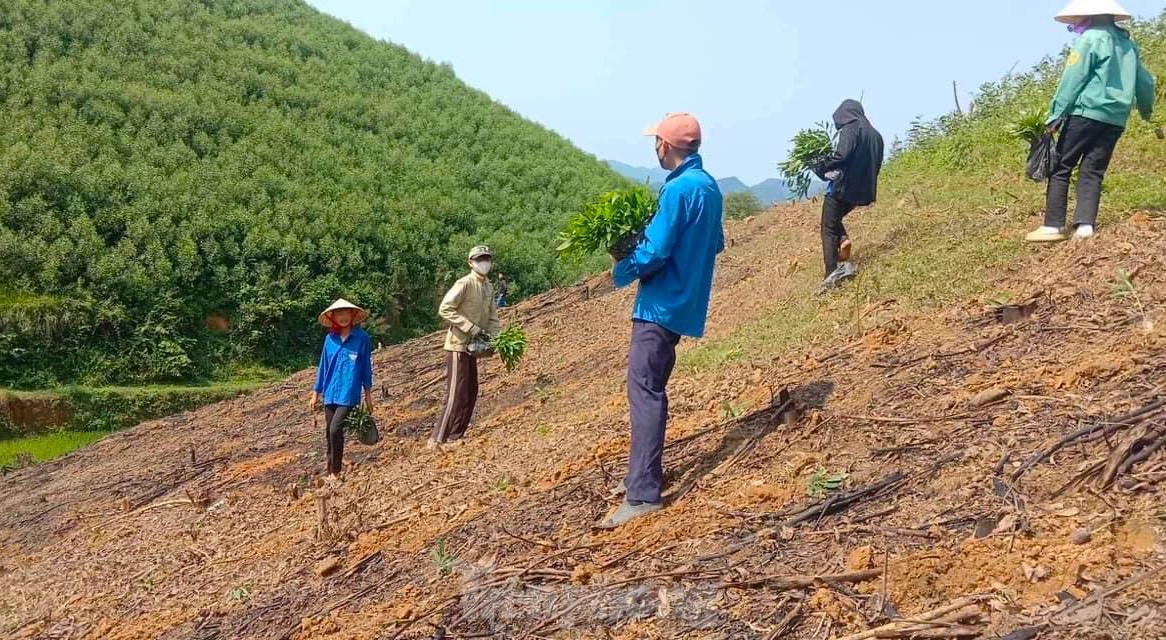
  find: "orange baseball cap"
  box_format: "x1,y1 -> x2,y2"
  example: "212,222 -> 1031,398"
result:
642,112 -> 701,151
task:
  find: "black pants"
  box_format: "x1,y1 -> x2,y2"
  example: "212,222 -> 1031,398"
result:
821,195 -> 856,276
432,351 -> 479,443
1044,116 -> 1124,229
625,320 -> 681,504
323,404 -> 352,475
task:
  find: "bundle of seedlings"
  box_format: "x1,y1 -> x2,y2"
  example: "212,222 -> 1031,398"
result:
345,406 -> 380,445
1009,107 -> 1050,144
556,186 -> 657,262
490,325 -> 527,372
778,122 -> 835,200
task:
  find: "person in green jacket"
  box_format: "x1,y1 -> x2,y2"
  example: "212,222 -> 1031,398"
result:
1026,0 -> 1155,243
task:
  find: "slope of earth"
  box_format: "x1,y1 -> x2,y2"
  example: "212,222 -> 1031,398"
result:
2,198 -> 1165,639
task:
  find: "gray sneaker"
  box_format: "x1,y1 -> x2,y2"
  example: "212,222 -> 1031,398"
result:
816,263 -> 858,296
594,500 -> 662,529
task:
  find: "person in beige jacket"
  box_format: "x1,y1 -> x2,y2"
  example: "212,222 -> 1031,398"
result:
431,245 -> 501,447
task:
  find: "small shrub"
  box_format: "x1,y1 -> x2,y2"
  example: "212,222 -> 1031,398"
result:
806,467 -> 847,497
720,402 -> 745,419
495,475 -> 512,492
432,539 -> 456,576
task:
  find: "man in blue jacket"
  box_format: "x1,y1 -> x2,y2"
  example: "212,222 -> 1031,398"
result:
598,112 -> 725,529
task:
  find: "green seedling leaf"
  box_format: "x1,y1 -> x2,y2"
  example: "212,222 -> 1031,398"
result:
491,325 -> 527,372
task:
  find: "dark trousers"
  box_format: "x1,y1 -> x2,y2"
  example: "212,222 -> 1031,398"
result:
432,350 -> 479,443
323,404 -> 352,475
821,194 -> 856,276
1045,116 -> 1124,229
625,320 -> 681,504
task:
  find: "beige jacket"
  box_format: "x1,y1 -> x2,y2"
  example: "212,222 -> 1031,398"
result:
439,272 -> 501,352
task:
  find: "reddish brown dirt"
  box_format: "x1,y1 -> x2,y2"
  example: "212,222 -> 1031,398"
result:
1,206 -> 1164,639
0,392 -> 73,434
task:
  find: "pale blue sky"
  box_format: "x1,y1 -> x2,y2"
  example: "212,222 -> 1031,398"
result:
306,0 -> 1163,184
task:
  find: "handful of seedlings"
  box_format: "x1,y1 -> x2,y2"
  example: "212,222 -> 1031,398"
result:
490,325 -> 527,372
556,186 -> 658,262
778,122 -> 835,200
345,406 -> 380,445
1010,107 -> 1050,145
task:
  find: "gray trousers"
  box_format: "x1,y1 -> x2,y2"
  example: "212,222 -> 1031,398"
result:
625,320 -> 681,504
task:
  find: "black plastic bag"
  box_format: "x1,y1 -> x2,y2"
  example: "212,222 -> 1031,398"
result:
608,229 -> 645,262
357,419 -> 380,446
1025,124 -> 1061,182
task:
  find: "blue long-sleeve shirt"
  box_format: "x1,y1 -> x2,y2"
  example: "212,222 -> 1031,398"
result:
312,327 -> 373,407
613,153 -> 724,337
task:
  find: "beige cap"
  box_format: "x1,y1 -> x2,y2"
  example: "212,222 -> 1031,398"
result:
318,298 -> 369,327
468,245 -> 492,260
1055,0 -> 1132,23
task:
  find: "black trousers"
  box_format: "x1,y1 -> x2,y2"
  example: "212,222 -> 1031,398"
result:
1044,116 -> 1124,229
432,351 -> 479,443
821,194 -> 856,276
323,404 -> 352,475
625,320 -> 681,504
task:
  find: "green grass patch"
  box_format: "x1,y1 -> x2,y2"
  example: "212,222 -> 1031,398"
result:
0,430 -> 108,470
682,15 -> 1166,370
1,379 -> 273,437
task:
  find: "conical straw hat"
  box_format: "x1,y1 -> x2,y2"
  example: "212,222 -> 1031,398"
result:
1055,0 -> 1132,23
318,298 -> 369,327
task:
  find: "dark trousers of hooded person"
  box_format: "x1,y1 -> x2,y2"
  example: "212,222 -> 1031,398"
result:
821,194 -> 857,276
625,320 -> 682,505
432,351 -> 479,443
1045,116 -> 1124,229
323,404 -> 352,475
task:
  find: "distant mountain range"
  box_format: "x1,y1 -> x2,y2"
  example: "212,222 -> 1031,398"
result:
606,160 -> 820,205
606,160 -> 669,187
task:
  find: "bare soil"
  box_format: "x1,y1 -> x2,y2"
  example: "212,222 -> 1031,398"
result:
2,205 -> 1164,639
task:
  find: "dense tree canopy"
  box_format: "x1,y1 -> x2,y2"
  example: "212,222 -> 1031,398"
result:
0,0 -> 625,387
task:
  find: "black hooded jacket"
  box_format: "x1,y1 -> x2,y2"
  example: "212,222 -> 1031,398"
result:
813,100 -> 884,206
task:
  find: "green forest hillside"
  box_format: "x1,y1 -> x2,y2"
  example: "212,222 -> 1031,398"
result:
0,0 -> 624,388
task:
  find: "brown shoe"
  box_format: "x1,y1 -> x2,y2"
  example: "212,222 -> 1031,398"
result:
838,238 -> 852,262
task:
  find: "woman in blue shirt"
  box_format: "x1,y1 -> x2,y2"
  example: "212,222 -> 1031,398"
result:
309,299 -> 374,482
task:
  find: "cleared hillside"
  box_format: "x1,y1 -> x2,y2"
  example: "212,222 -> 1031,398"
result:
0,0 -> 624,387
1,11 -> 1165,640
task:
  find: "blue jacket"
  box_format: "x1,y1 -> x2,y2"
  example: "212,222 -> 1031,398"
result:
313,327 -> 373,407
613,153 -> 724,337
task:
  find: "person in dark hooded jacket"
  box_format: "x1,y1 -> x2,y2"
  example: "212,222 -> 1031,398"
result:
812,100 -> 884,290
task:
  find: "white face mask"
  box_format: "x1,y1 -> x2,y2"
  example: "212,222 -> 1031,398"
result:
471,260 -> 493,276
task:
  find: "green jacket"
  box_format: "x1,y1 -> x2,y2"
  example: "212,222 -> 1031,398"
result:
1048,25 -> 1155,128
